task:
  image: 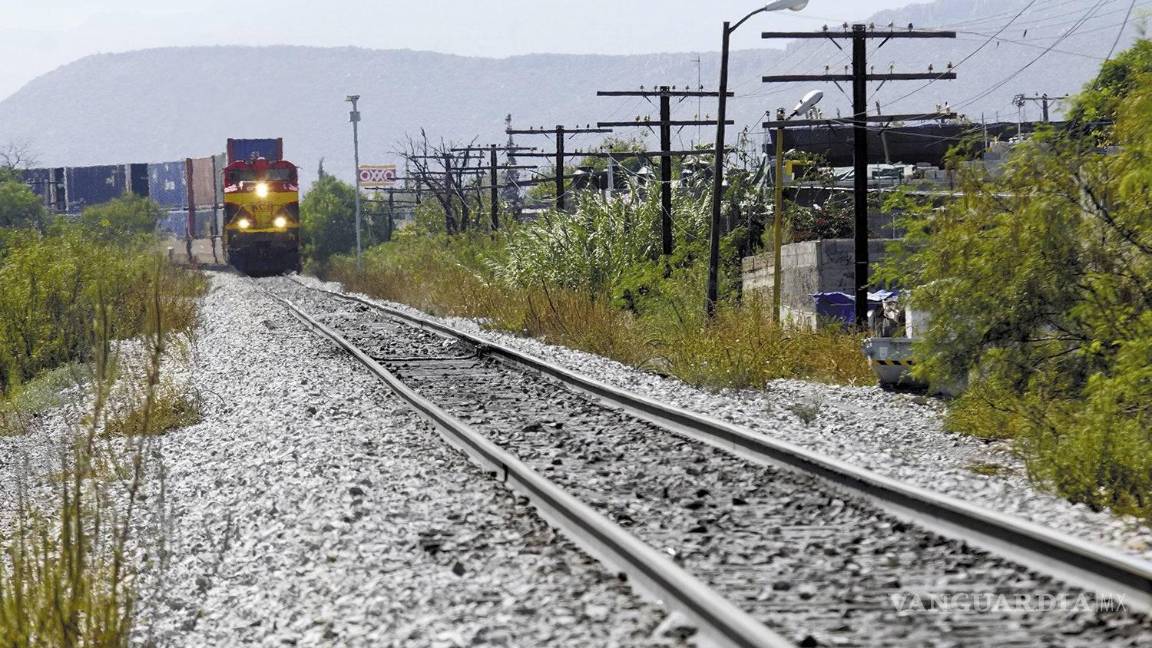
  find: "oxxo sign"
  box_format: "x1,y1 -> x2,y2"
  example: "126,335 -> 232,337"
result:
358,164 -> 397,189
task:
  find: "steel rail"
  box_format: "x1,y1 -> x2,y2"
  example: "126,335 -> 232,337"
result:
262,286 -> 793,648
290,279 -> 1152,614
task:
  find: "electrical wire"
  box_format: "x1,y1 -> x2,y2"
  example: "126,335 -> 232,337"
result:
1107,0 -> 1141,59
953,0 -> 1109,111
877,0 -> 1038,109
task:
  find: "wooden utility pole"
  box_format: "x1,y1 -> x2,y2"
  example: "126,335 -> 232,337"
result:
450,144 -> 536,230
597,87 -> 732,256
407,147 -> 535,232
1013,93 -> 1068,123
505,125 -> 613,211
762,24 -> 956,327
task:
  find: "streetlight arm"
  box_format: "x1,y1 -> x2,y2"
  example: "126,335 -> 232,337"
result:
729,7 -> 768,33
731,0 -> 810,32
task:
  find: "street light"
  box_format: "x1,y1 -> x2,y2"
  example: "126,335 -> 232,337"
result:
346,94 -> 363,271
771,89 -> 822,323
706,0 -> 810,318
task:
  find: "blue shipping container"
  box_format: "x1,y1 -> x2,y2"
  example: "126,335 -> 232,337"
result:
20,168 -> 52,203
227,138 -> 283,163
66,165 -> 126,212
148,161 -> 188,209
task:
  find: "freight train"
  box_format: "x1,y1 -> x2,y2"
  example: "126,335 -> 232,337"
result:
18,137 -> 302,275
221,139 -> 301,274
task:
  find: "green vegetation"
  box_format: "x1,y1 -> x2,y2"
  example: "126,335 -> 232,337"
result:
0,169 -> 206,644
299,175 -> 391,269
0,226 -> 201,398
0,173 -> 46,231
327,179 -> 872,389
878,41 -> 1152,517
78,194 -> 163,240
0,271 -> 183,647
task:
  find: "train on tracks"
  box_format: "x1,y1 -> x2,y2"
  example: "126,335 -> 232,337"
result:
221,140 -> 301,275
18,137 -> 302,276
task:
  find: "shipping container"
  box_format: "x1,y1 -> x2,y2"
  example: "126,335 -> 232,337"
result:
148,161 -> 188,209
128,163 -> 150,198
20,168 -> 53,205
20,168 -> 68,212
226,138 -> 283,163
65,165 -> 127,212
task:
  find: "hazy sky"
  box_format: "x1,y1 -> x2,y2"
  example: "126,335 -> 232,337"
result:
0,1 -> 915,101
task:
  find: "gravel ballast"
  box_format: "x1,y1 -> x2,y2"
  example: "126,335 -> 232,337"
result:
132,272 -> 676,647
292,275 -> 1152,565
272,278 -> 1152,647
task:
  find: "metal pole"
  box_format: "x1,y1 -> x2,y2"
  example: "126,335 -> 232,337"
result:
490,144 -> 500,230
387,190 -> 395,242
773,125 -> 785,323
706,22 -> 731,318
659,87 -> 674,256
347,95 -> 363,270
555,125 -> 566,211
1041,93 -> 1050,123
852,24 -> 869,328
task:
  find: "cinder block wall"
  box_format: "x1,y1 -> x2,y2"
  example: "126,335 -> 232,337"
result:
743,239 -> 896,327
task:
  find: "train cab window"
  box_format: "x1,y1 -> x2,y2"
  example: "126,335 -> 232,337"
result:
266,168 -> 296,182
226,168 -> 259,185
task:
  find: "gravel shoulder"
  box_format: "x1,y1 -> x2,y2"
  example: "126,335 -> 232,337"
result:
295,275 -> 1152,565
129,272 -> 679,647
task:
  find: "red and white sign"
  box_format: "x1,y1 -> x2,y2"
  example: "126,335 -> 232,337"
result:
358,164 -> 397,189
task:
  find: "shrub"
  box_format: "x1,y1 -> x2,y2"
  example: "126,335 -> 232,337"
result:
0,178 -> 46,231
877,54 -> 1152,516
78,194 -> 162,240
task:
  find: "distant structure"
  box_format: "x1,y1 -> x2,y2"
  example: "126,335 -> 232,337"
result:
503,114 -> 523,219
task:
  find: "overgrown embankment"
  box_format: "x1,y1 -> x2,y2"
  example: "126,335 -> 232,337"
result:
324,187 -> 871,391
0,181 -> 206,646
878,42 -> 1152,519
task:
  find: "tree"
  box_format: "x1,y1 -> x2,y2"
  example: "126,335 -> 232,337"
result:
79,194 -> 161,240
300,175 -> 358,265
877,53 -> 1152,515
1069,38 -> 1152,127
0,140 -> 38,171
0,177 -> 47,230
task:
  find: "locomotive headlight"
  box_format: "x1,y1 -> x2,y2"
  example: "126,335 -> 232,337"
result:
273,215 -> 288,229
255,182 -> 269,198
237,217 -> 252,230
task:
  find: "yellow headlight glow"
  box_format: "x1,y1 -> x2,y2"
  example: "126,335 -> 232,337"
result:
237,218 -> 251,230
273,215 -> 288,229
255,182 -> 269,198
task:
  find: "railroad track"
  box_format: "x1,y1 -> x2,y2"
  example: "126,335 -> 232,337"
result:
262,276 -> 1152,647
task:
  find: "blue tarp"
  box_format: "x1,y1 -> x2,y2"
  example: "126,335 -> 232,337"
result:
812,290 -> 901,325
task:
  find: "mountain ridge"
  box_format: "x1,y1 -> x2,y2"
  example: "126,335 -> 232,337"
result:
0,0 -> 1138,187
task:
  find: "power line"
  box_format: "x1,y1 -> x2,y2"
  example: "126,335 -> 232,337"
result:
1107,0 -> 1140,59
954,0 -> 1109,111
877,0 -> 1037,109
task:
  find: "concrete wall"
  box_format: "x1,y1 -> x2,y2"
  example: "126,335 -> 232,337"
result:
742,238 -> 895,328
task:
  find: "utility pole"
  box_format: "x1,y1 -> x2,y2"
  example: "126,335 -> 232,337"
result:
1013,93 -> 1068,123
449,144 -> 536,230
490,144 -> 499,229
505,125 -> 613,212
761,24 -> 956,327
597,87 -> 732,256
411,148 -> 537,231
346,95 -> 363,270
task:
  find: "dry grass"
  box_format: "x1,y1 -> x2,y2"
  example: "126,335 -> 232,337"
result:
0,255 -> 202,646
329,248 -> 872,390
103,383 -> 201,437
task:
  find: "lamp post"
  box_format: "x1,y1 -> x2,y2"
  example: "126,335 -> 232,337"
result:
346,95 -> 363,270
706,0 -> 810,318
772,89 -> 823,322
